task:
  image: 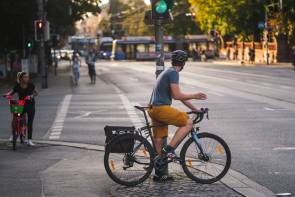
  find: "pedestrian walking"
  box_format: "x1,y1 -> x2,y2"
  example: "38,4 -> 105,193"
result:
86,49 -> 96,84
249,48 -> 255,64
192,47 -> 199,61
200,50 -> 207,62
292,46 -> 295,71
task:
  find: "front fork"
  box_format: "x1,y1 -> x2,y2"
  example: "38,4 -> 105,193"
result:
191,127 -> 206,158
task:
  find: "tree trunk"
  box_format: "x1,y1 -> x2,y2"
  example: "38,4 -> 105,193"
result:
276,33 -> 290,62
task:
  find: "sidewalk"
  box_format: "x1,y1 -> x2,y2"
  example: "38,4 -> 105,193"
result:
210,59 -> 293,68
0,140 -> 243,197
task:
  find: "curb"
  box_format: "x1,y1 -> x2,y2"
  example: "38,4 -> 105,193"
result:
0,138 -> 276,196
211,60 -> 292,68
35,140 -> 105,151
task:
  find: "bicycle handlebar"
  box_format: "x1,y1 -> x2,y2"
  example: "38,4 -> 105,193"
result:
187,108 -> 209,124
2,95 -> 32,101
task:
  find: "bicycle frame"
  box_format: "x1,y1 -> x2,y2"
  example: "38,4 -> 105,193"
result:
134,106 -> 207,157
13,113 -> 27,136
191,127 -> 205,155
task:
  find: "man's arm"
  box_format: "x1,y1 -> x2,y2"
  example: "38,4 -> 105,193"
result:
181,100 -> 198,111
170,84 -> 207,101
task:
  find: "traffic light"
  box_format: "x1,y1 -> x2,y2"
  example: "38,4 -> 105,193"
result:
152,0 -> 174,20
34,20 -> 45,41
26,42 -> 33,49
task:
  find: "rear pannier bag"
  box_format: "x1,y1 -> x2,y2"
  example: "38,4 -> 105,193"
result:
104,126 -> 135,153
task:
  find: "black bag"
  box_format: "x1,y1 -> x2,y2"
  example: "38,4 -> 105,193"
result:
104,126 -> 135,153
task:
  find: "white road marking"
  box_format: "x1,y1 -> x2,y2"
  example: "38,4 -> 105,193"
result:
280,85 -> 292,90
264,107 -> 275,111
73,111 -> 92,119
106,63 -> 295,111
111,84 -> 144,128
261,82 -> 272,86
276,193 -> 292,196
273,147 -> 295,151
46,94 -> 72,140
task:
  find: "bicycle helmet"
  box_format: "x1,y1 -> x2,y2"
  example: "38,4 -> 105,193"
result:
171,50 -> 188,63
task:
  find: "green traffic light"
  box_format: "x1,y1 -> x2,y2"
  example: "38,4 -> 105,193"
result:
27,42 -> 32,48
155,0 -> 167,14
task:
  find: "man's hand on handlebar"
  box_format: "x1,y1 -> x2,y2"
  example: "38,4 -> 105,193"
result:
187,108 -> 209,124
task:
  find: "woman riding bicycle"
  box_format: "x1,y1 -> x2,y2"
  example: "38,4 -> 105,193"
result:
4,72 -> 38,146
72,51 -> 81,85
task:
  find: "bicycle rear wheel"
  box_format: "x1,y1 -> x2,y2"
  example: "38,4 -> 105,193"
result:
104,134 -> 155,186
180,132 -> 231,184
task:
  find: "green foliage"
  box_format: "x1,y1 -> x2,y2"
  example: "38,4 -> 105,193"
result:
47,0 -> 101,36
120,0 -> 153,36
189,0 -> 295,44
0,0 -> 101,51
189,0 -> 268,41
165,1 -> 202,36
100,0 -> 153,36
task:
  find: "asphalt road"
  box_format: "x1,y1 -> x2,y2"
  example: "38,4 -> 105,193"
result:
1,60 -> 295,196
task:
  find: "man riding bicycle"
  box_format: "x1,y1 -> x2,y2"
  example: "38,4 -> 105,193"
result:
148,50 -> 207,181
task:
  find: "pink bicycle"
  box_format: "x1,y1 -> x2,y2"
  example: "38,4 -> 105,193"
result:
3,95 -> 31,150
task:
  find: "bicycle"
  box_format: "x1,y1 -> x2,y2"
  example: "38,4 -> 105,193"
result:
72,66 -> 80,86
104,106 -> 231,186
3,95 -> 31,150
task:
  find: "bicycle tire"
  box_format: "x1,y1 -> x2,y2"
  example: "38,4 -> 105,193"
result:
180,132 -> 231,184
104,134 -> 155,186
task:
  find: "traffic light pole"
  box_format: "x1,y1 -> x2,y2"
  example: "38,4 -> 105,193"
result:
154,18 -> 169,176
264,6 -> 269,65
37,0 -> 48,88
155,19 -> 165,77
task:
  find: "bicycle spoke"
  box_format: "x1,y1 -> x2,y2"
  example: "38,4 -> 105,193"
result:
183,135 -> 229,182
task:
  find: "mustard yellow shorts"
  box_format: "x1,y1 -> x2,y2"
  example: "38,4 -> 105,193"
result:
148,105 -> 189,138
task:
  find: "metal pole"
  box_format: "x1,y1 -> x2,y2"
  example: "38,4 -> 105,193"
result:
154,18 -> 168,176
265,6 -> 269,65
37,0 -> 48,88
155,19 -> 165,77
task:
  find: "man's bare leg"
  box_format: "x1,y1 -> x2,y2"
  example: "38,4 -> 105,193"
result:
169,119 -> 193,148
154,138 -> 163,155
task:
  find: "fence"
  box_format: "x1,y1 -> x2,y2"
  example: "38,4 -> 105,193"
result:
221,41 -> 277,64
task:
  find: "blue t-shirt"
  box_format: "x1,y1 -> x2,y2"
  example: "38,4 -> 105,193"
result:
151,67 -> 179,106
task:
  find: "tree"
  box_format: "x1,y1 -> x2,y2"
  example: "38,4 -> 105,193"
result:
0,0 -> 37,52
0,0 -> 101,52
120,0 -> 153,36
47,0 -> 101,36
189,0 -> 266,41
165,1 -> 202,36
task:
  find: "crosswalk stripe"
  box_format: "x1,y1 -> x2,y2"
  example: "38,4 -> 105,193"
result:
45,94 -> 72,140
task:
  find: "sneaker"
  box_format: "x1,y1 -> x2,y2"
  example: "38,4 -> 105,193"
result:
8,135 -> 13,142
153,174 -> 174,182
27,140 -> 35,146
162,146 -> 178,160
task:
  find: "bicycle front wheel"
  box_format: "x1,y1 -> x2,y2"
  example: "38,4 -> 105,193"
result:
104,134 -> 155,186
180,132 -> 231,184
